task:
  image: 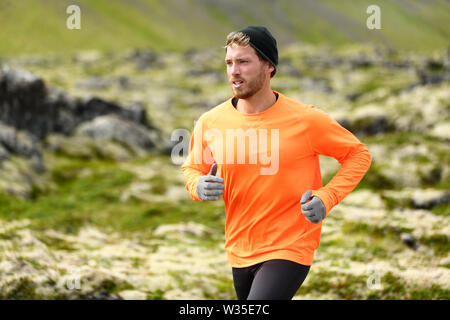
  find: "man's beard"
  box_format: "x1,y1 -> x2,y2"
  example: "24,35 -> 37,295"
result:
231,70 -> 266,99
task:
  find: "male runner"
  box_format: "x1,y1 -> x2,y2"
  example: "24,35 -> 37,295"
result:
181,26 -> 371,300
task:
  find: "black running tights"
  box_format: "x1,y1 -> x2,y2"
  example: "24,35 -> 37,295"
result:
232,259 -> 310,300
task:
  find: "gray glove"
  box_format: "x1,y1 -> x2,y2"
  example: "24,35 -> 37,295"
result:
196,164 -> 225,201
300,190 -> 326,224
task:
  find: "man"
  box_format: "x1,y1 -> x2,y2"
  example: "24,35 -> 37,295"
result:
181,26 -> 371,300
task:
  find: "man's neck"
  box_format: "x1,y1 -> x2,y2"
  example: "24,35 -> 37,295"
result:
235,89 -> 277,115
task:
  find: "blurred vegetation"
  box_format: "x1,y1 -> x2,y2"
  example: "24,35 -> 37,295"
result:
0,0 -> 449,56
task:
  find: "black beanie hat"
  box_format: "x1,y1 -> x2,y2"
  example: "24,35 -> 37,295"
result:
236,26 -> 278,69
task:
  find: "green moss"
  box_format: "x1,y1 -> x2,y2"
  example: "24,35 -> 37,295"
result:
318,238 -> 341,249
147,288 -> 165,300
366,272 -> 405,299
363,132 -> 444,147
355,163 -> 397,191
149,174 -> 168,195
208,275 -> 235,299
369,246 -> 389,259
19,258 -> 42,270
409,284 -> 450,299
420,166 -> 443,187
357,76 -> 383,95
0,278 -> 41,300
341,221 -> 413,240
419,234 -> 449,255
342,221 -> 383,237
382,193 -> 411,211
297,269 -> 368,299
0,157 -> 141,233
94,279 -> 133,295
367,272 -> 450,299
431,203 -> 450,217
298,269 -> 450,299
0,231 -> 16,240
36,235 -> 76,251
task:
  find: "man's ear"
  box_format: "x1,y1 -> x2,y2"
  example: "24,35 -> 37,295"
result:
266,61 -> 274,74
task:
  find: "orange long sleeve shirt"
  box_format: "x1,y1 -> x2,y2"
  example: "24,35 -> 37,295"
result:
181,91 -> 371,267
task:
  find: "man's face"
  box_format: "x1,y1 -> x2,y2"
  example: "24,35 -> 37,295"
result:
225,44 -> 273,99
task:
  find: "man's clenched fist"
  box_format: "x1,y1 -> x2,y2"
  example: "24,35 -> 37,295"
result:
300,190 -> 326,224
196,164 -> 225,201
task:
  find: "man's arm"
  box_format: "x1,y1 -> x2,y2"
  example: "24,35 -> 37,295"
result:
306,107 -> 372,216
181,117 -> 220,201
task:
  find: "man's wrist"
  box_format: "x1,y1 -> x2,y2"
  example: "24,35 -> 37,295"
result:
310,191 -> 328,218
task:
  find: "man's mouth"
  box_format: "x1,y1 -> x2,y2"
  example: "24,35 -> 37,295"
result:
232,80 -> 244,88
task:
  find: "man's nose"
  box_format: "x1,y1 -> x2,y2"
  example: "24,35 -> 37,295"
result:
231,63 -> 240,76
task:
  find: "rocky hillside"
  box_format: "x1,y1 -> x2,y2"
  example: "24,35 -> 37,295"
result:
0,43 -> 448,299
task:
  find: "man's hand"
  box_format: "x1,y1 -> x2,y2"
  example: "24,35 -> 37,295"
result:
196,164 -> 225,201
300,190 -> 326,224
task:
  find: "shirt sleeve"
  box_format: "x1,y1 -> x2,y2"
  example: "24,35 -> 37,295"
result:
307,106 -> 372,216
180,116 -> 215,201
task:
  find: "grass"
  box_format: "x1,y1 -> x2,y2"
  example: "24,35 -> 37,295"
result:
0,0 -> 449,56
323,0 -> 450,52
0,154 -> 225,236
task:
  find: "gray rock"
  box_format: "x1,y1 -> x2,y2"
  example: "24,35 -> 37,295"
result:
0,67 -> 152,140
45,134 -> 132,161
414,58 -> 450,87
75,77 -> 115,90
300,77 -> 333,93
338,115 -> 394,136
126,49 -> 159,70
277,57 -> 303,77
400,232 -> 417,249
349,54 -> 373,69
0,67 -> 52,139
411,190 -> 450,210
416,68 -> 450,86
75,76 -> 139,91
75,115 -> 156,152
0,122 -> 41,159
0,143 -> 9,161
77,97 -> 148,127
123,101 -> 149,126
